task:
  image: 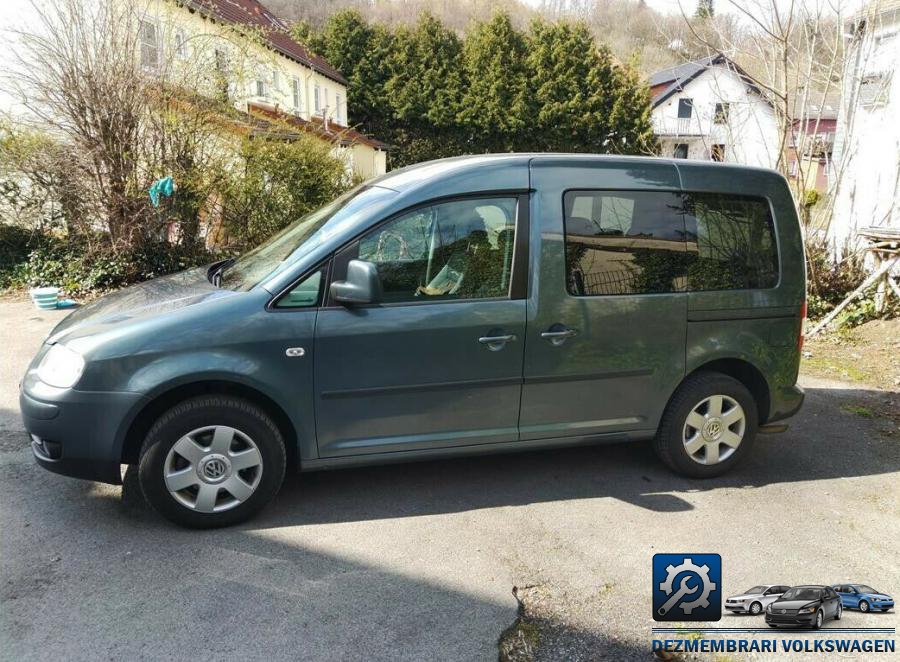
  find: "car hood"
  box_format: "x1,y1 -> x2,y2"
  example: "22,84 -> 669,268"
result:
861,593 -> 892,600
48,266 -> 237,343
771,600 -> 819,610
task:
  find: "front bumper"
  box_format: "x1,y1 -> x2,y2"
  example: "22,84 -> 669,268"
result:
868,600 -> 894,610
20,374 -> 146,485
765,611 -> 816,626
725,603 -> 751,613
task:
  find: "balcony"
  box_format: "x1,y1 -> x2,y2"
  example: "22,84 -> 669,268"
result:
653,116 -> 705,137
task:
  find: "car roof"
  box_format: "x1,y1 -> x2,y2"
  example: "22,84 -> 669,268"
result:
369,153 -> 782,193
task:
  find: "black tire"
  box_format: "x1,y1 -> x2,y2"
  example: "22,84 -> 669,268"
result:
881,608 -> 891,612
835,604 -> 842,620
812,610 -> 823,630
138,395 -> 286,528
767,623 -> 777,628
859,600 -> 870,613
653,372 -> 759,478
750,601 -> 762,615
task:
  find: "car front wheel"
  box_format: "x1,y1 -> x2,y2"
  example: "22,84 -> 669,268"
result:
812,610 -> 824,630
859,600 -> 870,613
750,602 -> 762,615
653,372 -> 758,478
138,395 -> 286,528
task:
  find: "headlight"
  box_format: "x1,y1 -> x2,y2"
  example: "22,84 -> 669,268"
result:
766,605 -> 772,612
798,606 -> 817,614
741,599 -> 748,603
37,344 -> 85,388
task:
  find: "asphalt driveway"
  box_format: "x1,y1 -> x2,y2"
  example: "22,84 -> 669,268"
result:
1,299 -> 898,661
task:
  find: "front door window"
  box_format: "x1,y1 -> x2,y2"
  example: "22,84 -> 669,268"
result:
355,197 -> 518,303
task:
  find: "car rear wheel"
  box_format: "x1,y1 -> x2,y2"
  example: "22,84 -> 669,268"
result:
750,602 -> 762,615
835,604 -> 842,620
653,372 -> 758,478
138,395 -> 286,528
859,600 -> 870,613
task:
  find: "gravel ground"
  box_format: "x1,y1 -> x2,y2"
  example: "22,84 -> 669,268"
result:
1,299 -> 898,661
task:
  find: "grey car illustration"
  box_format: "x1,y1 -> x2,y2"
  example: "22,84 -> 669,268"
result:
725,585 -> 790,615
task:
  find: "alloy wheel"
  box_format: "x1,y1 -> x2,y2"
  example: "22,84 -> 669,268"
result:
750,602 -> 762,615
682,394 -> 746,465
860,600 -> 869,612
163,425 -> 263,513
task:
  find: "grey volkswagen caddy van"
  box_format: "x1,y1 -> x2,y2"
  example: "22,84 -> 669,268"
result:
21,155 -> 805,527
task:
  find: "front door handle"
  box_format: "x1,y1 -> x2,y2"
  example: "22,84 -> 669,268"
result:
478,333 -> 517,351
541,325 -> 578,346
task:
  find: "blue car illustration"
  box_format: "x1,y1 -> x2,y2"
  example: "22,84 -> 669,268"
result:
832,584 -> 894,612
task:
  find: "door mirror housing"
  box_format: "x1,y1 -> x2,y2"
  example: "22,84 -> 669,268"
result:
331,259 -> 382,305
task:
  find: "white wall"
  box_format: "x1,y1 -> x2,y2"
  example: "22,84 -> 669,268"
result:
830,8 -> 900,250
652,66 -> 780,169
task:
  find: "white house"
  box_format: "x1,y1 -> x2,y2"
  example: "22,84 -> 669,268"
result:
830,0 -> 900,251
649,54 -> 780,169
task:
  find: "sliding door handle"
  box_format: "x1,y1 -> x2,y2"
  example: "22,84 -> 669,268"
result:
541,325 -> 578,346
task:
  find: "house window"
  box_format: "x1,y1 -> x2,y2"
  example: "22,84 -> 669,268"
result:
788,160 -> 799,177
314,84 -> 321,112
673,143 -> 689,159
711,144 -> 726,162
292,77 -> 301,112
255,76 -> 267,98
677,98 -> 693,118
335,93 -> 342,123
713,102 -> 730,124
139,20 -> 159,69
173,29 -> 188,60
858,72 -> 892,107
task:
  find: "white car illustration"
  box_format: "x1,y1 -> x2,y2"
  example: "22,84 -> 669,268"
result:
725,585 -> 790,615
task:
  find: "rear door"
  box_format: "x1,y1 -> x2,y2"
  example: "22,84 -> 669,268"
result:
521,159 -> 688,440
314,194 -> 529,457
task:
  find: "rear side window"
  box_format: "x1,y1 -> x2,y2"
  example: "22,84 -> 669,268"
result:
563,190 -> 689,296
684,193 -> 779,291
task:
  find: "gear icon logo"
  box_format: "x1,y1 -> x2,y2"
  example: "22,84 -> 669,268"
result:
652,554 -> 722,621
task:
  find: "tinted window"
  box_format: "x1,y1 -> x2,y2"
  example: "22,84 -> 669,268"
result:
356,197 -> 517,303
564,191 -> 688,296
684,193 -> 778,291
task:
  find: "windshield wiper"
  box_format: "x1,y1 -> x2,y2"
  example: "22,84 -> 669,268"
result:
207,257 -> 235,287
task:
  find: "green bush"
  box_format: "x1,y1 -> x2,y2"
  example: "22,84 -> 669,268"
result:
0,228 -> 213,296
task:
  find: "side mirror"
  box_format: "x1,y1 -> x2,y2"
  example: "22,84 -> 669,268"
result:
330,259 -> 382,304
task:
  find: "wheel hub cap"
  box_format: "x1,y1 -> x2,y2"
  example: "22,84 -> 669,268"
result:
163,425 -> 263,513
682,394 -> 747,466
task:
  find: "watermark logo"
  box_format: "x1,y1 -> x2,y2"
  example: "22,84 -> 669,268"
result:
653,554 -> 721,621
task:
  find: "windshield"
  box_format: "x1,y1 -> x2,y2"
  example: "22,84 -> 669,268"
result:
744,586 -> 768,595
854,585 -> 878,594
782,588 -> 821,601
221,184 -> 398,290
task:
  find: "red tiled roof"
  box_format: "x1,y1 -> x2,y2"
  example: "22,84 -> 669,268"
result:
247,102 -> 389,150
183,0 -> 347,85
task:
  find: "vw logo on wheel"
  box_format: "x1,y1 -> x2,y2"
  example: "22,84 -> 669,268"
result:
197,454 -> 231,483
